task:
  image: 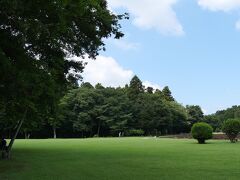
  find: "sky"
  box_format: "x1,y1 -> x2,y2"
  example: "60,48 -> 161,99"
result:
81,0 -> 240,115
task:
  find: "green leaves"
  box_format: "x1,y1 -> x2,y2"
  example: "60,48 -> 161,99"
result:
191,122 -> 213,144
0,0 -> 126,136
59,79 -> 188,137
222,118 -> 240,143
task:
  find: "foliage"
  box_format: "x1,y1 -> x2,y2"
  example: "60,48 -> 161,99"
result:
162,86 -> 174,101
222,119 -> 240,143
0,0 -> 127,140
191,122 -> 213,144
203,106 -> 240,134
126,129 -> 145,136
128,75 -> 144,99
186,105 -> 204,126
204,115 -> 220,132
57,76 -> 188,138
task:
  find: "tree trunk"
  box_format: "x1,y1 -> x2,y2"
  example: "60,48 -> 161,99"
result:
197,139 -> 205,144
53,127 -> 56,139
4,109 -> 27,159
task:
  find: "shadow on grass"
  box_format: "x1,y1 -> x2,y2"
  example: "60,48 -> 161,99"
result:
188,139 -> 234,145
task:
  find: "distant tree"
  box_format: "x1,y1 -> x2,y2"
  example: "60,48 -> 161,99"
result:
186,105 -> 204,126
102,88 -> 132,136
81,82 -> 94,89
155,89 -> 162,94
162,86 -> 175,101
95,83 -> 105,90
146,87 -> 154,94
204,115 -> 220,132
60,86 -> 132,137
222,119 -> 240,143
128,75 -> 144,99
73,112 -> 92,138
167,102 -> 188,134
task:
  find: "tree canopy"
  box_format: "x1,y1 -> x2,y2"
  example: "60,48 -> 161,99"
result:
16,77 -> 189,138
0,0 -> 127,157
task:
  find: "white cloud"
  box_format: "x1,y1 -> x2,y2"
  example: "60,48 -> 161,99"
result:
235,19 -> 240,30
107,38 -> 140,51
112,40 -> 140,51
202,108 -> 207,115
108,0 -> 184,36
79,56 -> 134,87
198,0 -> 240,30
143,81 -> 162,90
72,56 -> 163,89
198,0 -> 240,12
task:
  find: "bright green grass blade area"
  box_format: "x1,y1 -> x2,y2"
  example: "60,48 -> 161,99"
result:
1,138 -> 240,180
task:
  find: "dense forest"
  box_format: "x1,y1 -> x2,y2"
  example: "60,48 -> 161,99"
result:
1,74 -> 235,139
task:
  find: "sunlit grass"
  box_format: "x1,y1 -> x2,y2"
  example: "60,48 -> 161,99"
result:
1,138 -> 240,180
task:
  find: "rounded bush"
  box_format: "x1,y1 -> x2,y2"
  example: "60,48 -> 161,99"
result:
191,122 -> 213,144
222,119 -> 240,143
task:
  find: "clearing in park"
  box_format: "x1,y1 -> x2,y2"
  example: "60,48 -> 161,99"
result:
1,138 -> 240,180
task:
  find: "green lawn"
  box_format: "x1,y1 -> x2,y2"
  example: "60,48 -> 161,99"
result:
1,138 -> 240,180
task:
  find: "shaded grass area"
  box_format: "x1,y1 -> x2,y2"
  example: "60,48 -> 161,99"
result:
1,138 -> 240,180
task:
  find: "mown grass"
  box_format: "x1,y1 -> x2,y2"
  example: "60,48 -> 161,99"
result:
0,138 -> 240,180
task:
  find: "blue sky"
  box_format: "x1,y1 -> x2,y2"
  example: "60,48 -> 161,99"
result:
81,0 -> 240,114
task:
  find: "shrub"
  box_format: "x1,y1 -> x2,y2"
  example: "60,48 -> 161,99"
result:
191,122 -> 213,144
222,119 -> 240,143
126,129 -> 144,136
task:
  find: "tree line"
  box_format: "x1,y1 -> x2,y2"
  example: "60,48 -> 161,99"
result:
57,76 -> 188,138
1,71 -> 236,139
3,75 -> 219,139
14,75 -> 238,139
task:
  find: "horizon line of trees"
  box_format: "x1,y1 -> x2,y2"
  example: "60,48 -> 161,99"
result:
2,75 -> 238,139
2,75 -> 233,139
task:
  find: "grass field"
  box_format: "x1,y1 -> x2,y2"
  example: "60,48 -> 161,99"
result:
1,138 -> 240,180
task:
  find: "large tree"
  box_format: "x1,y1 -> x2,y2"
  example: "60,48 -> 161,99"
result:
186,105 -> 204,126
162,86 -> 175,102
0,0 -> 127,158
128,75 -> 144,99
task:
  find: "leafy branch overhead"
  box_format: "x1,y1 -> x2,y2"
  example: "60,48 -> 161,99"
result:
0,0 -> 127,157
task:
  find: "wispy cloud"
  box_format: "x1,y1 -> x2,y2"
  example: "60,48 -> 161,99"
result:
108,0 -> 184,36
143,81 -> 162,90
235,19 -> 240,31
75,56 -> 134,87
107,38 -> 140,51
198,0 -> 240,12
198,0 -> 240,30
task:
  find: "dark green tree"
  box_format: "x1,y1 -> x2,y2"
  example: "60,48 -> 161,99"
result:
95,83 -> 105,90
128,75 -> 144,99
0,0 -> 127,158
222,119 -> 240,143
162,86 -> 175,101
81,82 -> 94,89
186,105 -> 204,126
146,87 -> 154,94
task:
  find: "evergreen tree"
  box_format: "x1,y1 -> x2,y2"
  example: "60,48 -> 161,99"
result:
186,105 -> 204,126
128,75 -> 144,99
162,86 -> 175,101
146,87 -> 154,94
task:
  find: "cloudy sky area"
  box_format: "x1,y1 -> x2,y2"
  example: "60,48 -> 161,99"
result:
81,0 -> 240,114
